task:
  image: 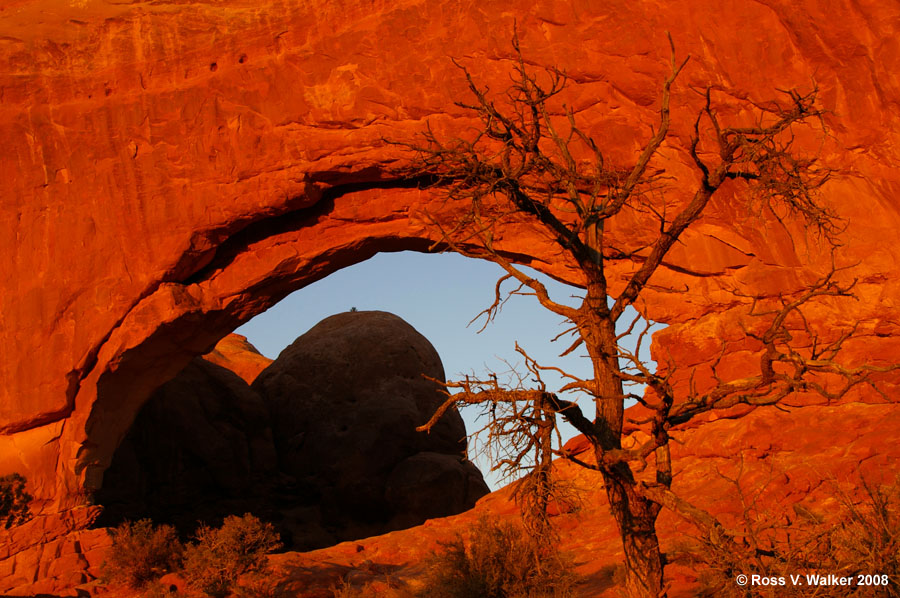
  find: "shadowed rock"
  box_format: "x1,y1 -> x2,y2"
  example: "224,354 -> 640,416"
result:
252,310 -> 489,545
94,311 -> 488,551
3,0 -> 900,592
93,357 -> 280,531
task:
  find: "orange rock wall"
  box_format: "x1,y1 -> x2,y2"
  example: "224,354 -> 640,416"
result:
2,0 -> 900,591
269,400 -> 900,597
202,333 -> 272,383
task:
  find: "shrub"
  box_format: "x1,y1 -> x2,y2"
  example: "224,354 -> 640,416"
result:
233,573 -> 291,598
331,578 -> 417,598
140,580 -> 189,598
421,518 -> 578,598
183,513 -> 282,598
102,519 -> 184,588
0,473 -> 31,529
828,478 -> 900,597
674,475 -> 900,598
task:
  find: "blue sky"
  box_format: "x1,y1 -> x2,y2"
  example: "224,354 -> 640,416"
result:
236,250 -> 658,490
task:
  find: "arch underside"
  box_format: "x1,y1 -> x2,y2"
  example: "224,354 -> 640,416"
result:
0,0 -> 897,540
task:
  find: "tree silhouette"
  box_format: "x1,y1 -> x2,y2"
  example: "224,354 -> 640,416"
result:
407,33 -> 892,597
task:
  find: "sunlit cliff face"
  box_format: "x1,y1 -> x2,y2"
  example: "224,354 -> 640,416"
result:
1,0 -> 900,593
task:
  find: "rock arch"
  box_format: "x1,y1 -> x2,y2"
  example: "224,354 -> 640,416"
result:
2,1 -> 900,589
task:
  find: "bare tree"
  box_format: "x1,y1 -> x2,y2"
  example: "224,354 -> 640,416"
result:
407,33 -> 892,598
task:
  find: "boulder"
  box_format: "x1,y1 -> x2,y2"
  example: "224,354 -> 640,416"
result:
93,311 -> 488,551
92,357 -> 279,531
252,310 -> 489,543
385,452 -> 490,530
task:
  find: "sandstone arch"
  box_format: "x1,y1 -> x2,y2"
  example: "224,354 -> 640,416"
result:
2,0 -> 900,588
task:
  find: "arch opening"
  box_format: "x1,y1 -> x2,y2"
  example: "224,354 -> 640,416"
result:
88,250 -> 663,551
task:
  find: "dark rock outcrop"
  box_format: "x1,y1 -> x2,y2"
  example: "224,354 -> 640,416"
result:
252,310 -> 489,546
94,311 -> 488,551
93,357 -> 280,531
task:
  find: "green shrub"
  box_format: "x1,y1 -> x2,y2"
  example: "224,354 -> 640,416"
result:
102,519 -> 184,588
183,513 -> 282,598
0,473 -> 31,529
421,518 -> 578,598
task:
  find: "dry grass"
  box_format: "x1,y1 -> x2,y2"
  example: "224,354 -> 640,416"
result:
420,517 -> 579,598
331,578 -> 418,598
330,518 -> 578,598
101,519 -> 184,588
102,513 -> 282,597
672,475 -> 900,598
183,514 -> 282,598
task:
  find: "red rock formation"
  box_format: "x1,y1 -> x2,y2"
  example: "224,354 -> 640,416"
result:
92,357 -> 280,533
1,0 -> 899,593
93,311 -> 486,552
202,333 -> 273,384
269,400 -> 900,597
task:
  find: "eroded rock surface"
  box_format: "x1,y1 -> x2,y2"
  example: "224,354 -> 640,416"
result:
271,400 -> 900,598
2,0 -> 900,593
202,333 -> 273,384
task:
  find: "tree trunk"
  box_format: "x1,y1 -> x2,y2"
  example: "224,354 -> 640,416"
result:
584,298 -> 667,597
602,467 -> 665,597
